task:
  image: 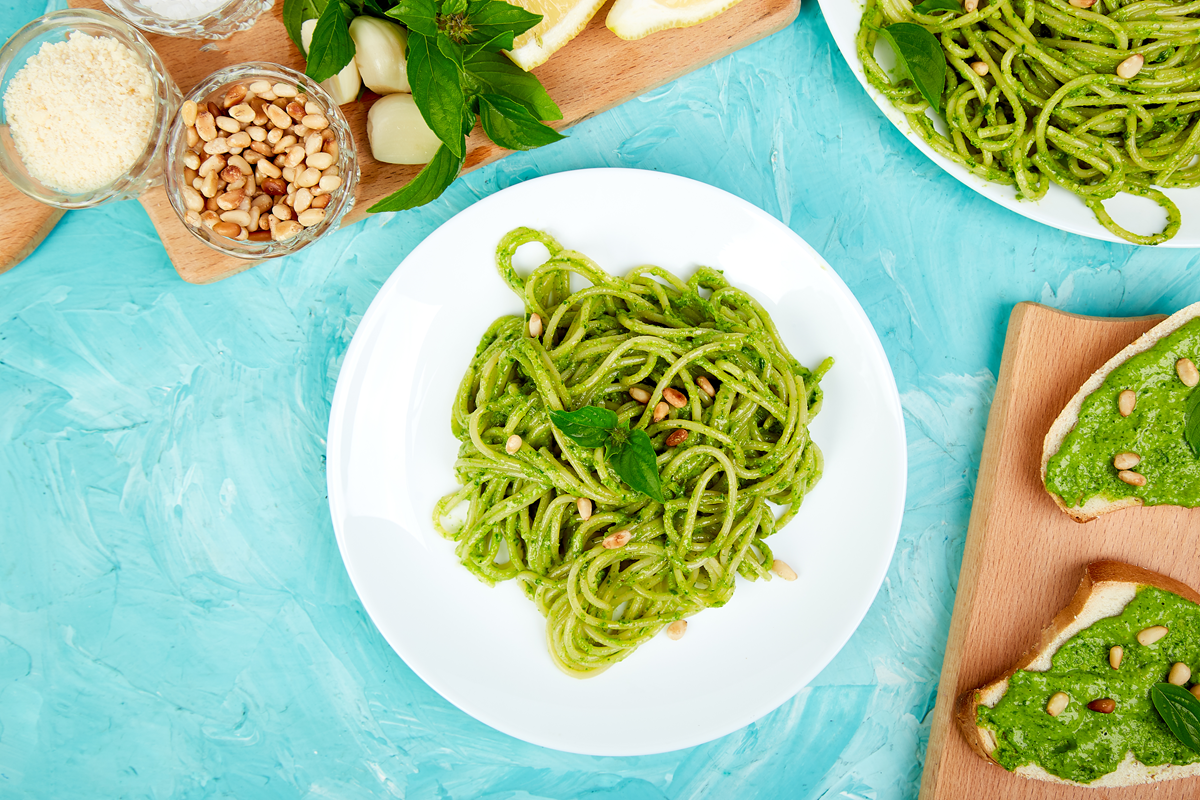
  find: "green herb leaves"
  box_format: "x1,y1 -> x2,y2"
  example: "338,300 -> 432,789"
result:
1152,683 -> 1200,753
549,406 -> 664,502
879,22 -> 946,113
911,0 -> 961,14
1186,387 -> 1200,457
284,0 -> 565,211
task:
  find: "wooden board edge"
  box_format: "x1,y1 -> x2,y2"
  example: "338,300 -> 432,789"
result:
917,301 -> 1036,800
0,206 -> 65,277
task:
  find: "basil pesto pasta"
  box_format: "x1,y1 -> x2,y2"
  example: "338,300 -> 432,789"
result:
433,227 -> 831,678
857,0 -> 1200,244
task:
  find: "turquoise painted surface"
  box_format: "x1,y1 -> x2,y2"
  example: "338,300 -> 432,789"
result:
3,0 -> 1200,795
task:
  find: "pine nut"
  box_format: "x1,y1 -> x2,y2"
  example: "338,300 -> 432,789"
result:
260,177 -> 287,196
629,386 -> 651,404
663,387 -> 687,408
196,110 -> 217,141
302,114 -> 329,130
248,205 -> 260,232
200,210 -> 219,228
249,79 -> 271,94
306,151 -> 335,170
697,376 -> 715,398
266,127 -> 284,145
963,0 -> 978,10
229,103 -> 255,124
1191,686 -> 1200,701
283,145 -> 307,168
296,167 -> 321,188
273,219 -> 302,240
257,160 -> 283,180
1170,662 -> 1192,686
1177,358 -> 1199,387
1116,53 -> 1144,80
272,82 -> 297,98
181,99 -> 198,127
305,132 -> 323,156
1046,692 -> 1069,717
246,126 -> 266,142
223,83 -> 247,108
653,401 -> 669,422
219,210 -> 251,227
186,126 -> 200,148
293,187 -> 313,214
1113,452 -> 1141,470
1118,470 -> 1146,486
318,175 -> 342,192
216,115 -> 240,134
528,313 -> 543,338
227,131 -> 251,149
182,185 -> 204,212
212,221 -> 240,238
297,208 -> 325,228
203,137 -> 230,155
1109,645 -> 1123,669
970,61 -> 989,76
1069,0 -> 1094,6
577,497 -> 592,520
772,559 -> 798,581
666,620 -> 687,640
666,429 -> 689,447
505,434 -> 522,454
271,202 -> 293,220
200,169 -> 220,198
249,230 -> 273,242
1138,625 -> 1168,646
281,166 -> 297,184
1118,389 -> 1136,416
603,530 -> 631,549
286,101 -> 306,121
216,188 -> 244,211
1088,698 -> 1116,713
311,193 -> 331,209
183,152 -> 201,172
272,134 -> 298,155
265,103 -> 292,129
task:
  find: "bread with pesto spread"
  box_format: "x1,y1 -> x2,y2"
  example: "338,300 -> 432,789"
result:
957,561 -> 1200,787
1041,301 -> 1200,522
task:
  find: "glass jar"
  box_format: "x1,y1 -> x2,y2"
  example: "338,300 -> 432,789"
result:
0,9 -> 180,210
165,62 -> 359,260
102,0 -> 272,40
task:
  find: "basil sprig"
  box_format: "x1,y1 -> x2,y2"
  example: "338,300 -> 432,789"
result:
877,22 -> 947,113
1185,387 -> 1200,457
549,406 -> 664,502
282,0 -> 565,211
1151,683 -> 1200,753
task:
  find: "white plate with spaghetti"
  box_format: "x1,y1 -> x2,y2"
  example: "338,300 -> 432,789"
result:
819,0 -> 1200,247
326,168 -> 906,755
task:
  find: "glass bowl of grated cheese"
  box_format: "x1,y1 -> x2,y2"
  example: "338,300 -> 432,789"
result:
0,9 -> 180,210
103,0 -> 273,40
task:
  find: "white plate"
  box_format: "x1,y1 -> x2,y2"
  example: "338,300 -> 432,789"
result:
326,168 -> 907,755
819,0 -> 1200,247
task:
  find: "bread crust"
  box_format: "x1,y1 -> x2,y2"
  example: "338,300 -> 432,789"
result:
956,561 -> 1200,787
1041,302 -> 1200,522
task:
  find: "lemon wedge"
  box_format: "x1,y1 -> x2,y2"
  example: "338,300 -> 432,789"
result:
506,0 -> 607,70
606,0 -> 743,40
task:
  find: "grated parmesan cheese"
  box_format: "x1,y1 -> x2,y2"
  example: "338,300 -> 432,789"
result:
3,32 -> 156,195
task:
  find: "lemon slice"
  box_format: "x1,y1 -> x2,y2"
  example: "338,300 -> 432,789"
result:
506,0 -> 608,70
606,0 -> 743,40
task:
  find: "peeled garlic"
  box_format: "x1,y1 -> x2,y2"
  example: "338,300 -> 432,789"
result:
367,93 -> 442,164
301,19 -> 362,105
349,16 -> 410,95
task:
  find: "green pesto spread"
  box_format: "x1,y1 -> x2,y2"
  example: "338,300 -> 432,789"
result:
977,587 -> 1200,783
1044,317 -> 1200,509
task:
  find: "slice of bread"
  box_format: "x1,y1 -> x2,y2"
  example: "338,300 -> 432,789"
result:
1041,301 -> 1200,522
957,561 -> 1200,787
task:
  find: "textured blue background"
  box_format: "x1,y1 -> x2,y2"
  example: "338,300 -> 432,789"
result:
3,0 -> 1200,796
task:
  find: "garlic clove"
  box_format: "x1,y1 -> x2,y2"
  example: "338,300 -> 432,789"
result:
367,93 -> 441,164
301,18 -> 363,105
349,16 -> 410,95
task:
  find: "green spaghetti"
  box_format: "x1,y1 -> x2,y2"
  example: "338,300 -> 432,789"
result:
433,227 -> 831,678
857,0 -> 1200,244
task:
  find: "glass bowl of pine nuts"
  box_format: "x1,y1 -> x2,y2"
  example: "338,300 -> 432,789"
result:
165,62 -> 359,260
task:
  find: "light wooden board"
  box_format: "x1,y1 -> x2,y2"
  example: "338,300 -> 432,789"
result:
919,302 -> 1200,799
1,0 -> 800,282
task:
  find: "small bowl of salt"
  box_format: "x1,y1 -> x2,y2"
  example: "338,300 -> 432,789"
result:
0,8 -> 180,209
103,0 -> 273,40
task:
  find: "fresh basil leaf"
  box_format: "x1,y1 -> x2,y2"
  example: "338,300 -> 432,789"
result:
1152,683 -> 1200,753
465,0 -> 542,42
607,427 -> 664,502
463,30 -> 516,57
479,94 -> 565,150
362,0 -> 387,14
464,49 -> 563,120
385,0 -> 439,36
911,0 -> 961,13
878,22 -> 946,113
283,0 -> 327,50
305,0 -> 357,83
1186,386 -> 1200,457
443,0 -> 469,13
549,406 -> 618,448
407,33 -> 468,156
436,31 -> 467,69
367,144 -> 464,212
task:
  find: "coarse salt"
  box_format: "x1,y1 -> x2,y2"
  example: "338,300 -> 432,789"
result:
3,32 -> 155,195
132,0 -> 230,20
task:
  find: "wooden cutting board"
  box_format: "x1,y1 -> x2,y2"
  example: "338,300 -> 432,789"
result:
919,302 -> 1200,799
1,0 -> 800,283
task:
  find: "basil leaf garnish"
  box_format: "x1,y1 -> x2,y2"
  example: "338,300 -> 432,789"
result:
479,94 -> 566,150
367,145 -> 464,212
1186,387 -> 1200,457
607,427 -> 664,503
549,406 -> 617,448
911,0 -> 961,13
406,34 -> 468,158
283,0 -> 326,50
878,22 -> 947,113
464,50 -> 563,121
464,0 -> 543,42
305,0 -> 356,83
385,0 -> 439,36
1152,683 -> 1200,753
